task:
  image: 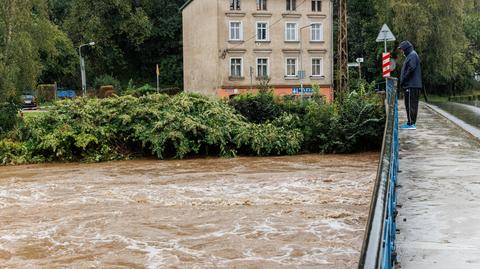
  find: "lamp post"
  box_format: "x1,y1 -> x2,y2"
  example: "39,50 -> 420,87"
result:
78,41 -> 95,97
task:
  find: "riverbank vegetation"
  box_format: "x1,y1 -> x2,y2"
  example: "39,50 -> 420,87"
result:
0,86 -> 385,165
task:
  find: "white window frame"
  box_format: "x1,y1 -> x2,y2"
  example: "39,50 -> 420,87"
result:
229,21 -> 243,41
311,57 -> 324,77
256,21 -> 269,41
285,57 -> 298,77
230,57 -> 243,77
286,0 -> 296,11
285,22 -> 299,41
256,57 -> 270,78
310,23 -> 323,41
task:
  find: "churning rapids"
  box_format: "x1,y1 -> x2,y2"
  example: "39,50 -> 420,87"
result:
0,153 -> 378,269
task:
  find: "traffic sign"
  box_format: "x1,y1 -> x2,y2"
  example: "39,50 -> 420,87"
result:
376,24 -> 396,42
356,58 -> 364,63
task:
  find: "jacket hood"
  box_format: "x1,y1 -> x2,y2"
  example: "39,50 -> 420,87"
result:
398,41 -> 414,55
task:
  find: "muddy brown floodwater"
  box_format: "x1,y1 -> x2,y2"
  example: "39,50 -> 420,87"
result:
0,153 -> 378,269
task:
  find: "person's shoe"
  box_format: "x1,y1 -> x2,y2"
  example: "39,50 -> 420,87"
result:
400,123 -> 416,130
400,123 -> 410,129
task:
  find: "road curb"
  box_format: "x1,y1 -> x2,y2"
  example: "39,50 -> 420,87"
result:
423,102 -> 480,142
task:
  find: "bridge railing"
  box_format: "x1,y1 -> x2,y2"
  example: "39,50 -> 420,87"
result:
358,78 -> 399,269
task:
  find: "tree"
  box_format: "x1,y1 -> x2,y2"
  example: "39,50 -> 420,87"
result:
56,0 -> 186,89
0,0 -> 43,100
391,0 -> 467,94
0,0 -> 76,100
62,0 -> 153,81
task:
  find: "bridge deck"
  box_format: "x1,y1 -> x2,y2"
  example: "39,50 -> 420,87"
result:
396,102 -> 480,268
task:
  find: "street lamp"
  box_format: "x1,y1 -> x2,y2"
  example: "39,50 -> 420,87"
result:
78,41 -> 96,97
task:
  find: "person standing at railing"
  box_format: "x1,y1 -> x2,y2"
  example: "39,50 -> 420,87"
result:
398,40 -> 422,130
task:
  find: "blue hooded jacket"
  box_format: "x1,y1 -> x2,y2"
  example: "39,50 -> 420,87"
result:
399,41 -> 422,89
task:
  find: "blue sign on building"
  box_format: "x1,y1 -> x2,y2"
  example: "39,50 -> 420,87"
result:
292,87 -> 314,94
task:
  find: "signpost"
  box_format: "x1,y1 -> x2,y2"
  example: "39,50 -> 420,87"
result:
376,24 -> 396,88
299,70 -> 306,100
356,58 -> 364,79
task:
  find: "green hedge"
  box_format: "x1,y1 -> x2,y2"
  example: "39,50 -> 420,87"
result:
0,90 -> 385,165
0,93 -> 303,164
231,91 -> 385,153
0,101 -> 19,137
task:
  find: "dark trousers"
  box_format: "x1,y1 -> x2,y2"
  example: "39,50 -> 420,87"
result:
404,88 -> 421,125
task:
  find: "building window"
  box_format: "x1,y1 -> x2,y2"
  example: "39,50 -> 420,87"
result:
285,22 -> 298,41
286,0 -> 296,11
257,0 -> 267,10
310,23 -> 323,41
257,58 -> 269,78
229,21 -> 243,41
230,0 -> 240,10
311,0 -> 321,12
312,58 -> 323,76
230,58 -> 243,77
286,58 -> 298,77
256,22 -> 269,41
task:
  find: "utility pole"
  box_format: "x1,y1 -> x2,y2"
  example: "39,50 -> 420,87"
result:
337,0 -> 348,102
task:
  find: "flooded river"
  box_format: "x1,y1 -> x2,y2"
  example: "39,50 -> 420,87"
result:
0,153 -> 378,269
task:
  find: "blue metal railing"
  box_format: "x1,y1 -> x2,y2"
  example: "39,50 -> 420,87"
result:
358,78 -> 399,269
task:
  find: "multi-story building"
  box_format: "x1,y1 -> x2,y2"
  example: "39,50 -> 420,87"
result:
181,0 -> 334,101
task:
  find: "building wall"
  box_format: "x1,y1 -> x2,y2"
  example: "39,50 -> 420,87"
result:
182,0 -> 219,95
183,0 -> 333,99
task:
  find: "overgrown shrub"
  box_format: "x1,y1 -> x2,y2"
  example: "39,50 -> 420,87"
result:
0,139 -> 29,165
0,101 -> 19,137
231,88 -> 385,154
0,88 -> 386,165
235,121 -> 303,155
229,92 -> 282,123
36,84 -> 56,103
122,83 -> 155,96
94,75 -> 121,92
0,93 -> 303,164
335,91 -> 385,152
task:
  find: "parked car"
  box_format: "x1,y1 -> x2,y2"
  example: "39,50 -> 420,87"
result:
21,94 -> 37,109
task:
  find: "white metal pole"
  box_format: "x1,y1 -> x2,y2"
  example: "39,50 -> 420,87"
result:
81,57 -> 86,97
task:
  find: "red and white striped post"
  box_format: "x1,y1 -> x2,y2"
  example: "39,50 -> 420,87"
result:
382,52 -> 391,78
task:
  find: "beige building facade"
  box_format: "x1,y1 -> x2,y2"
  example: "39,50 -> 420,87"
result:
182,0 -> 334,101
